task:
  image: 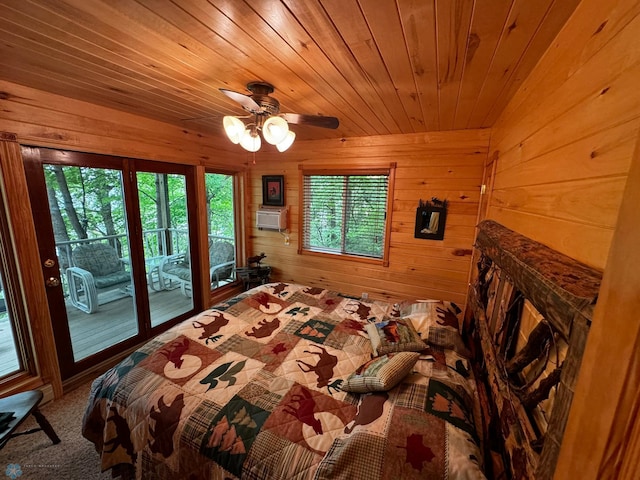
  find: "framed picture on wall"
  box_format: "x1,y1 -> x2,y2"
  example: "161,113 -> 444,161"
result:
414,198 -> 448,240
262,175 -> 285,206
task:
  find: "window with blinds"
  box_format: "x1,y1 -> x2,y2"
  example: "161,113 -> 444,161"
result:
301,171 -> 391,260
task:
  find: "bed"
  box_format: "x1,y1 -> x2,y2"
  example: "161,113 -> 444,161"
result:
82,282 -> 486,479
82,221 -> 601,480
466,220 -> 602,479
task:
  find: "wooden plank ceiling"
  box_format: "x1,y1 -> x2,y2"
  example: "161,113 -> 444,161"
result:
0,0 -> 581,141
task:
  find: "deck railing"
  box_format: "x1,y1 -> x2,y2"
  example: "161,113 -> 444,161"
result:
55,229 -> 234,269
54,229 -> 235,295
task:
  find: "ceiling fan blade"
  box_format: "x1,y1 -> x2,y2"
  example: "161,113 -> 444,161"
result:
219,88 -> 261,113
182,113 -> 251,122
281,113 -> 339,129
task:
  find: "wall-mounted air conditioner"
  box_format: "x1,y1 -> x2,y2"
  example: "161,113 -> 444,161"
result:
256,207 -> 287,231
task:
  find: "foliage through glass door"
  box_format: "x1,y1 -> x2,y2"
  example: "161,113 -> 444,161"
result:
44,165 -> 198,360
136,172 -> 194,327
45,165 -> 139,361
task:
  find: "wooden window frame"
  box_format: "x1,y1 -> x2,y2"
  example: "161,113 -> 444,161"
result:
202,168 -> 244,301
297,163 -> 396,267
0,191 -> 35,382
0,134 -> 62,396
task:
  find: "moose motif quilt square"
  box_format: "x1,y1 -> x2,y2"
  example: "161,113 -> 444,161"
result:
262,383 -> 357,456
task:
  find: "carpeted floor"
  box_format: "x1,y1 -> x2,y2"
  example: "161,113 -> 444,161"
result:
0,380 -> 111,480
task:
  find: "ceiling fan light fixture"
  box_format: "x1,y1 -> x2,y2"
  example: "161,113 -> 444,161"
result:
276,130 -> 296,152
220,82 -> 337,152
223,116 -> 245,144
262,116 -> 289,145
239,127 -> 261,152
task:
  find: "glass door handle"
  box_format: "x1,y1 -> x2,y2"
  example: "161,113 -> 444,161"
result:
45,277 -> 61,288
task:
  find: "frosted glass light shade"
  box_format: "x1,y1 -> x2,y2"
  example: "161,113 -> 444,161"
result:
223,116 -> 245,144
262,116 -> 289,145
240,129 -> 261,152
276,130 -> 296,152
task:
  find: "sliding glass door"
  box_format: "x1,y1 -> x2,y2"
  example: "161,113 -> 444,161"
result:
136,171 -> 194,328
23,148 -> 200,379
45,163 -> 139,362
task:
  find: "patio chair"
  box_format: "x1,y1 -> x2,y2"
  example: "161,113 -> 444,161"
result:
66,243 -> 132,314
158,240 -> 235,297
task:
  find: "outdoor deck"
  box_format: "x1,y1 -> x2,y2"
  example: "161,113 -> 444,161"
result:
0,286 -> 194,377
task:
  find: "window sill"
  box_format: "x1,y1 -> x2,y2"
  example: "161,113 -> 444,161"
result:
298,248 -> 388,266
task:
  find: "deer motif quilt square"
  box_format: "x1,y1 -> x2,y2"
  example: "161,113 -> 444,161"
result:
187,310 -> 240,346
339,299 -> 380,322
343,391 -> 394,436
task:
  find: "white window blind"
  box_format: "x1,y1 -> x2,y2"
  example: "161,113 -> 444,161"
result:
302,174 -> 389,259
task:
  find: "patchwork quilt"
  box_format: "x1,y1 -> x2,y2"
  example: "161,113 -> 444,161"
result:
82,283 -> 486,479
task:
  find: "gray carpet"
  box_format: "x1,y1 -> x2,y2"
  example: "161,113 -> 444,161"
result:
0,380 -> 111,480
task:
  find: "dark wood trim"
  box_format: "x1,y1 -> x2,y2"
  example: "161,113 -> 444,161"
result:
22,146 -> 205,380
0,135 -> 63,397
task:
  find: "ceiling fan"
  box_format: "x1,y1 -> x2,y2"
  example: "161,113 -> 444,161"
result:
219,82 -> 339,152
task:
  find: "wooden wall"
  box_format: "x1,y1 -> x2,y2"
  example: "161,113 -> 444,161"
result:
485,0 -> 640,270
483,0 -> 640,477
245,130 -> 489,305
0,80 -> 243,396
0,80 -> 242,165
557,120 -> 640,480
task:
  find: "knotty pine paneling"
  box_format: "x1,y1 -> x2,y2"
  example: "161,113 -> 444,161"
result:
246,129 -> 489,306
483,1 -> 640,475
557,115 -> 640,480
485,0 -> 640,270
0,1 -> 579,139
0,80 -> 243,166
0,80 -> 244,397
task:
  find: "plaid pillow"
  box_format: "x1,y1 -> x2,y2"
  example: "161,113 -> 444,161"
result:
342,352 -> 420,393
365,318 -> 427,356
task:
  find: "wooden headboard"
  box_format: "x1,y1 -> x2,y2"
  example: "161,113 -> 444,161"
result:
467,220 -> 602,479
